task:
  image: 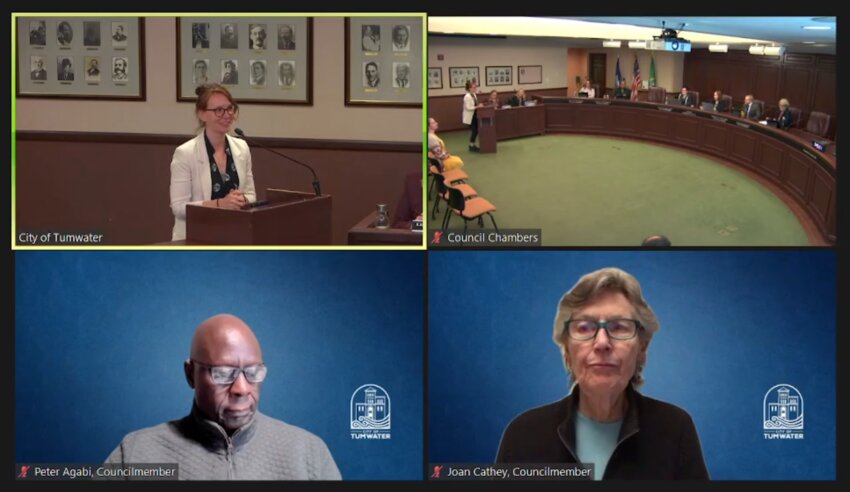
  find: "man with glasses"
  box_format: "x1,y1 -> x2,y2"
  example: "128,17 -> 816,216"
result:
106,314 -> 341,480
496,268 -> 708,480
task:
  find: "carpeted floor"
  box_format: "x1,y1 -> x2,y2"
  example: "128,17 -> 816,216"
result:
430,132 -> 811,246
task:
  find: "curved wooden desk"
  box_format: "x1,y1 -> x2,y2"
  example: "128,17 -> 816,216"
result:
498,97 -> 836,243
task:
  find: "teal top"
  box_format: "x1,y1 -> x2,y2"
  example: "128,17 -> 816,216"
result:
575,411 -> 623,480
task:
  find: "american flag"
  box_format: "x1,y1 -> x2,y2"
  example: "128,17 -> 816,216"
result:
631,56 -> 641,101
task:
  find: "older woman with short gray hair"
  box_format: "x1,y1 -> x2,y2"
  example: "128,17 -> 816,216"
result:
497,267 -> 709,480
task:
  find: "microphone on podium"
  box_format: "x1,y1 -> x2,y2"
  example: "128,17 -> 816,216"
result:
234,128 -> 322,196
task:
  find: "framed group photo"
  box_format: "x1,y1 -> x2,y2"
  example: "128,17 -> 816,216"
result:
486,66 -> 512,86
448,66 -> 479,89
176,17 -> 313,105
427,67 -> 442,89
345,16 -> 423,107
16,17 -> 146,100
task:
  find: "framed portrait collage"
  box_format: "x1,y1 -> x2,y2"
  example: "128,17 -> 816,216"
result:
448,66 -> 478,89
176,17 -> 313,105
16,17 -> 145,100
345,17 -> 423,107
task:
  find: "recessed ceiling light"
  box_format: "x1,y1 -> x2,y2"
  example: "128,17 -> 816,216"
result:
802,26 -> 832,30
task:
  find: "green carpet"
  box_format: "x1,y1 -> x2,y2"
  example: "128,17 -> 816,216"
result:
432,133 -> 811,246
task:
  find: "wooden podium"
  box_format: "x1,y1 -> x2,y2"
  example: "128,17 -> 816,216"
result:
477,106 -> 497,153
186,189 -> 332,245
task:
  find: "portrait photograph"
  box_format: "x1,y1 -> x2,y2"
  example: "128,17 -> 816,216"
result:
29,20 -> 46,46
362,60 -> 380,88
17,17 -> 145,99
391,24 -> 410,52
277,23 -> 295,50
83,21 -> 101,47
56,56 -> 74,81
221,59 -> 238,85
429,250 -> 836,480
428,67 -> 442,89
192,58 -> 210,86
191,22 -> 209,49
277,60 -> 295,87
112,56 -> 129,83
249,59 -> 267,87
85,56 -> 101,82
111,22 -> 128,48
449,66 -> 479,88
486,65 -> 512,86
220,23 -> 238,49
361,24 -> 380,52
176,17 -> 312,104
249,23 -> 267,50
57,21 -> 73,47
30,55 -> 47,81
15,251 -> 424,480
345,17 -> 421,106
392,62 -> 410,89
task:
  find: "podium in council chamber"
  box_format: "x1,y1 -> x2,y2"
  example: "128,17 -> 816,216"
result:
186,189 -> 332,245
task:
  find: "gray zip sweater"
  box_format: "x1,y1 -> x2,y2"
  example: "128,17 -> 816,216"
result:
105,405 -> 341,480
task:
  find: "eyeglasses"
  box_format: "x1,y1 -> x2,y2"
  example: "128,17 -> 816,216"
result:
191,359 -> 267,385
565,318 -> 642,341
205,105 -> 237,118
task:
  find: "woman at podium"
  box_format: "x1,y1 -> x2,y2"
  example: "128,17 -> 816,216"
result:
169,84 -> 256,241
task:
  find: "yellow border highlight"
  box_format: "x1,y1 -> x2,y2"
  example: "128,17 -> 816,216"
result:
11,12 -> 427,251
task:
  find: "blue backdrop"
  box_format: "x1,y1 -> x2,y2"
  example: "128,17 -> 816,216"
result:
16,251 -> 423,480
428,250 -> 835,480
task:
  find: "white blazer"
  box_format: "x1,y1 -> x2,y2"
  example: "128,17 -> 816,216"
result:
462,92 -> 478,125
169,132 -> 257,241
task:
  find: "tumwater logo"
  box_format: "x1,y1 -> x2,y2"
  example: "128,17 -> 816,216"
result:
350,384 -> 391,439
763,384 -> 804,440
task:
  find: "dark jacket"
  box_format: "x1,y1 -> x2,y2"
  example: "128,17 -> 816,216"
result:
613,87 -> 631,100
741,102 -> 762,120
776,109 -> 793,130
496,385 -> 709,479
678,93 -> 695,107
509,95 -> 527,107
712,98 -> 730,113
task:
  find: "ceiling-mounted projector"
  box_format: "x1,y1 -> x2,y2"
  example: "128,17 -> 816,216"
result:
648,38 -> 691,52
650,25 -> 691,52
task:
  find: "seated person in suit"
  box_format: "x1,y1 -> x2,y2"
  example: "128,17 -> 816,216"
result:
169,84 -> 256,241
740,94 -> 762,120
712,90 -> 730,112
488,89 -> 501,108
773,98 -> 794,130
677,87 -> 695,107
612,80 -> 631,100
576,79 -> 595,98
427,117 -> 464,172
392,172 -> 423,229
508,89 -> 529,107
